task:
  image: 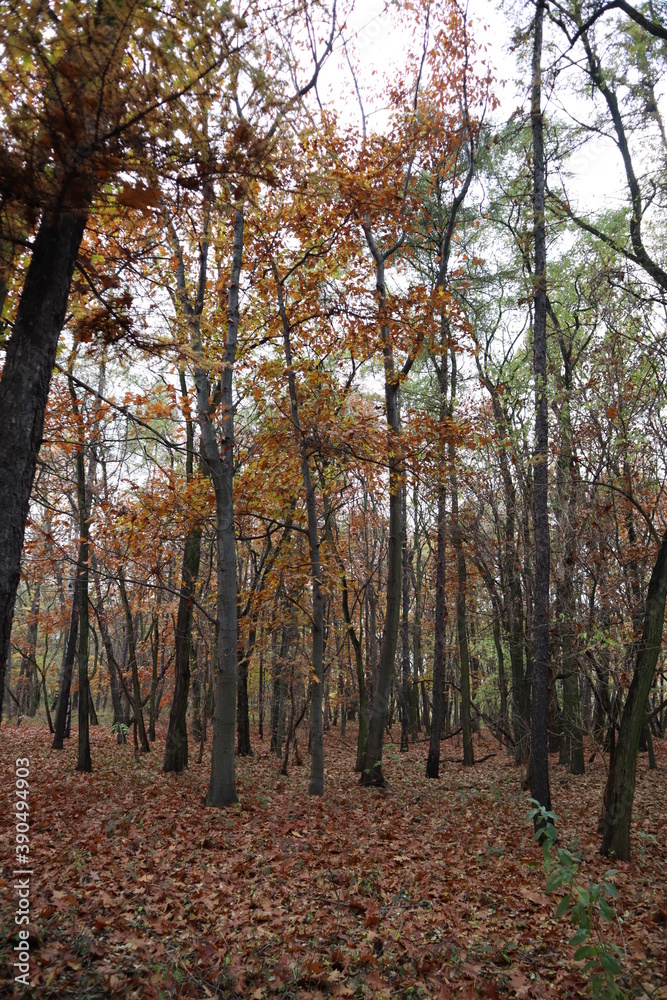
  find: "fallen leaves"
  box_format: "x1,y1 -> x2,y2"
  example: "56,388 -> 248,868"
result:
0,723 -> 664,998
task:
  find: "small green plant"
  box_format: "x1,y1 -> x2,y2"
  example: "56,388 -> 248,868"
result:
111,721 -> 130,739
526,800 -> 627,1000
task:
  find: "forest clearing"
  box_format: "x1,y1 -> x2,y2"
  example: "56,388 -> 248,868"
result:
1,721 -> 665,999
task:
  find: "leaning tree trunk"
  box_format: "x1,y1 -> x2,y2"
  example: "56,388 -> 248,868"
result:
601,529 -> 667,860
0,210 -> 88,694
529,0 -> 552,821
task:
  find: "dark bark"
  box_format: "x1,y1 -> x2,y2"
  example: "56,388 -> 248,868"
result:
360,224 -> 407,788
554,336 -> 584,775
197,211 -> 244,807
68,371 -> 92,773
426,484 -> 447,779
52,584 -> 80,749
164,519 -> 202,770
411,480 -> 422,738
236,627 -> 254,757
448,385 -> 474,767
340,566 -> 366,772
118,570 -> 150,753
529,0 -> 552,822
18,586 -> 41,716
258,624 -> 264,740
148,613 -> 159,743
75,443 -> 91,772
0,210 -> 88,683
400,484 -> 411,753
275,271 -> 324,795
601,530 -> 667,859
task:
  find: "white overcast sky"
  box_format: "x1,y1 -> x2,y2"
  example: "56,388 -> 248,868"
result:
316,0 -> 663,219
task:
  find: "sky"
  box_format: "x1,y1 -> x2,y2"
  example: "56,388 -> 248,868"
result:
316,0 -> 656,220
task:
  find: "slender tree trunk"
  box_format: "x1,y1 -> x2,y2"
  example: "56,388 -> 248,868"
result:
360,224 -> 405,788
601,530 -> 667,859
0,210 -> 88,683
198,210 -> 244,807
341,568 -> 366,772
258,623 -> 264,740
53,584 -> 80,749
164,370 -> 203,771
164,523 -> 202,768
19,586 -> 41,716
67,371 -> 93,772
148,613 -> 159,742
449,425 -> 474,766
400,484 -> 411,753
236,625 -> 254,756
74,436 -> 91,772
426,484 -> 447,778
118,570 -> 150,753
275,273 -> 324,795
529,0 -> 552,820
411,480 -> 422,738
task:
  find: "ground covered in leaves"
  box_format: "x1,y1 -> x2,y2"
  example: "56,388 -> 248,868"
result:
1,721 -> 665,999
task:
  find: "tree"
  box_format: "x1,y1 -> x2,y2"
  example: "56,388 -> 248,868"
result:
529,0 -> 553,821
0,0 -> 234,712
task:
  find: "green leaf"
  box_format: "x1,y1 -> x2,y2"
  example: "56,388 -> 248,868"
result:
573,945 -> 597,961
598,951 -> 621,975
556,894 -> 571,918
569,928 -> 588,947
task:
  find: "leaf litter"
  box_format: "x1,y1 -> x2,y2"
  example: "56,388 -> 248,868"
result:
0,723 -> 665,999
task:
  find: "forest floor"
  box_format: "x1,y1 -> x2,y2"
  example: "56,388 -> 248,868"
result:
0,720 -> 665,1000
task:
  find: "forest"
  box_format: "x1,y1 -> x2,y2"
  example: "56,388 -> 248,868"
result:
0,0 -> 666,997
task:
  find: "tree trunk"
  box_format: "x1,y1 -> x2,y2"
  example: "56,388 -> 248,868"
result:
74,437 -> 91,772
276,273 -> 324,795
426,484 -> 447,778
52,583 -> 80,749
601,530 -> 667,859
449,425 -> 474,767
118,571 -> 150,753
0,210 -> 88,685
400,483 -> 411,753
148,613 -> 159,743
341,568 -> 366,772
362,377 -> 401,787
164,521 -> 202,769
529,0 -> 552,821
19,586 -> 41,716
236,626 -> 254,756
411,480 -> 422,738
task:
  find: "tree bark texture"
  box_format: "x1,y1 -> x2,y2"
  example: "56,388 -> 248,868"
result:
276,274 -> 324,795
0,211 -> 87,687
529,0 -> 552,819
601,529 -> 667,859
361,233 -> 402,787
198,210 -> 244,807
426,484 -> 447,779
